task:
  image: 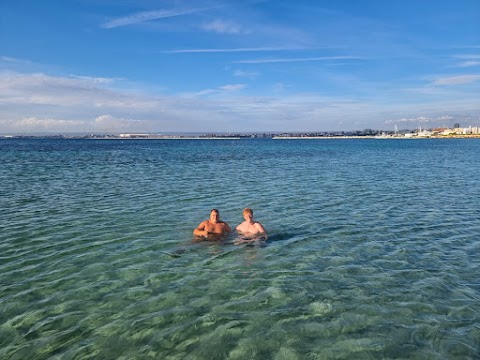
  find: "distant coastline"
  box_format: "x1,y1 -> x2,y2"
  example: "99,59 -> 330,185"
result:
272,135 -> 480,139
2,126 -> 480,140
2,135 -> 480,140
2,134 -> 480,140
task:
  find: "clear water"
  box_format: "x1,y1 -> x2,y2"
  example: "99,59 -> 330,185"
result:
1,138 -> 479,359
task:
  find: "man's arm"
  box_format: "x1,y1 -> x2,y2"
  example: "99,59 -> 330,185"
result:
193,221 -> 208,237
255,222 -> 267,235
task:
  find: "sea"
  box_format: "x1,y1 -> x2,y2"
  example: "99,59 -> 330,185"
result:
1,138 -> 479,360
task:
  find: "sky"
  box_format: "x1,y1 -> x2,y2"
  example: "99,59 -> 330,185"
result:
1,0 -> 479,134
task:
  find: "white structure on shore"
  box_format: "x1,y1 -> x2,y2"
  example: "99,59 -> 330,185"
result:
119,133 -> 151,138
438,126 -> 479,136
400,125 -> 479,138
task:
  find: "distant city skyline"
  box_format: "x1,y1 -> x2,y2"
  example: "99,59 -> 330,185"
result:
1,0 -> 479,133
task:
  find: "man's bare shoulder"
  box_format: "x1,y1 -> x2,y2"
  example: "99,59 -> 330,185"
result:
254,222 -> 265,229
197,219 -> 210,227
220,221 -> 231,231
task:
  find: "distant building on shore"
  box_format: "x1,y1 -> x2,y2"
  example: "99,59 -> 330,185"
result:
119,133 -> 150,138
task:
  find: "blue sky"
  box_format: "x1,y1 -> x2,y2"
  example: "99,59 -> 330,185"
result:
1,0 -> 479,134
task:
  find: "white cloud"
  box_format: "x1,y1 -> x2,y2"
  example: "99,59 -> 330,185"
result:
0,56 -> 31,64
385,116 -> 432,124
219,84 -> 245,91
234,56 -> 363,64
417,116 -> 431,122
101,6 -> 214,29
385,115 -> 460,125
69,75 -> 120,84
0,116 -> 87,132
163,46 -> 303,54
0,72 -> 123,107
453,54 -> 480,59
457,61 -> 480,68
437,115 -> 452,121
200,19 -> 247,34
191,83 -> 246,97
94,114 -> 148,132
233,69 -> 259,78
193,89 -> 217,96
1,71 -> 479,134
433,75 -> 480,86
17,117 -> 84,127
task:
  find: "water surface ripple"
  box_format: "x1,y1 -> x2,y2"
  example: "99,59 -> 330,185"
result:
1,138 -> 479,359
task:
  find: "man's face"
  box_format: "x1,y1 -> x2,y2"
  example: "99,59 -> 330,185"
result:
210,211 -> 219,224
243,212 -> 252,221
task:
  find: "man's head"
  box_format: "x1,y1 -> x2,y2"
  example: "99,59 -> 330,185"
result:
210,209 -> 220,223
242,208 -> 253,220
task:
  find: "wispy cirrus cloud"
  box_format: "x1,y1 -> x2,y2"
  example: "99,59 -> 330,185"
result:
437,115 -> 453,121
433,75 -> 480,86
234,56 -> 364,64
220,84 -> 245,91
163,46 -> 305,54
233,69 -> 259,78
69,74 -> 121,84
0,56 -> 32,64
386,116 -> 432,124
200,19 -> 248,34
457,61 -> 480,67
193,83 -> 246,96
453,54 -> 480,59
453,54 -> 480,67
385,115 -> 453,124
101,6 -> 216,29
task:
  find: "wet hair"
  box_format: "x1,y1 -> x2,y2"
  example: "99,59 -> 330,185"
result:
243,208 -> 253,216
210,209 -> 219,214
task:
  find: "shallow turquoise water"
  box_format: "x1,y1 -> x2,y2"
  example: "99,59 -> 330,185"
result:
1,138 -> 479,359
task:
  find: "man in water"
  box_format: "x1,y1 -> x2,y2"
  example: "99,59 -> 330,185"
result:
193,209 -> 231,240
235,208 -> 267,243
